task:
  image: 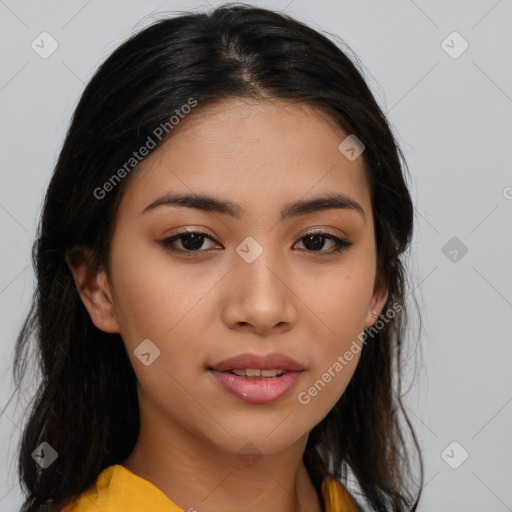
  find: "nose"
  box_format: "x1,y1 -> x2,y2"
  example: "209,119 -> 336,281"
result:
221,252 -> 298,336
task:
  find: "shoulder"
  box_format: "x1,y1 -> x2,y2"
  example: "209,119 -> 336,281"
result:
322,476 -> 361,512
60,464 -> 182,512
61,465 -> 117,512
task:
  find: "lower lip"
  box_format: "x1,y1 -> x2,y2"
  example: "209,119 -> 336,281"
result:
209,370 -> 303,404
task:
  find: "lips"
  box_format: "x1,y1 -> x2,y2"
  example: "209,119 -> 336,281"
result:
208,352 -> 305,404
209,352 -> 304,373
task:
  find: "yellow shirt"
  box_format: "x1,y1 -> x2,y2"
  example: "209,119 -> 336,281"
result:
62,464 -> 359,511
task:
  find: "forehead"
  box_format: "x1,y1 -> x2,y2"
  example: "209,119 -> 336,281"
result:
117,97 -> 372,222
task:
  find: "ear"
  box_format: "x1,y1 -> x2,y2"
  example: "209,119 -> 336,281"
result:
364,275 -> 389,330
65,246 -> 120,334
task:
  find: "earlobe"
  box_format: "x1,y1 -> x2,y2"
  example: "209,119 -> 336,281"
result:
64,246 -> 120,334
365,283 -> 389,329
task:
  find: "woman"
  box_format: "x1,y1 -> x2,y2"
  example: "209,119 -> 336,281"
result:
12,3 -> 423,511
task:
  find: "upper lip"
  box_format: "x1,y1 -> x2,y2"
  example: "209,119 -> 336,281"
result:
209,352 -> 304,372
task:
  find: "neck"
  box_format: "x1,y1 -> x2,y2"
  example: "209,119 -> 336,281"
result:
121,416 -> 322,512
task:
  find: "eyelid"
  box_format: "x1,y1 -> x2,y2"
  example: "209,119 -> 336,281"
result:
162,224 -> 348,240
297,225 -> 349,239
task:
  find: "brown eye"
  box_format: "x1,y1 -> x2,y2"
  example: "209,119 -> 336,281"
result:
159,231 -> 219,254
294,231 -> 353,254
159,229 -> 353,257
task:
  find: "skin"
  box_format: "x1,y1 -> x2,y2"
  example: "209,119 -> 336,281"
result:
68,97 -> 388,512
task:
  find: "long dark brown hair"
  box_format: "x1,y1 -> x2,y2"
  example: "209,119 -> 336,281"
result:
9,3 -> 423,511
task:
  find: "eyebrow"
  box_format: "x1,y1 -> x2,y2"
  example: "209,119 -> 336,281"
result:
141,192 -> 366,222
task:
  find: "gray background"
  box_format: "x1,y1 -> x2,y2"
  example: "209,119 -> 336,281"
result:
1,0 -> 511,510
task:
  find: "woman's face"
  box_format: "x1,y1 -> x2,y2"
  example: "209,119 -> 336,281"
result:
83,98 -> 387,456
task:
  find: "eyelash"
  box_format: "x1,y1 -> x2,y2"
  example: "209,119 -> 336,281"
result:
158,229 -> 353,256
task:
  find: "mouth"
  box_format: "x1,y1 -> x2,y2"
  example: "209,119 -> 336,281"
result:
209,352 -> 305,373
226,368 -> 289,378
208,352 -> 305,404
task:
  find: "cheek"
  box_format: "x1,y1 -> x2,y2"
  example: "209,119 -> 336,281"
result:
297,309 -> 364,415
306,265 -> 374,339
295,265 -> 372,409
108,236 -> 212,344
108,243 -> 210,405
